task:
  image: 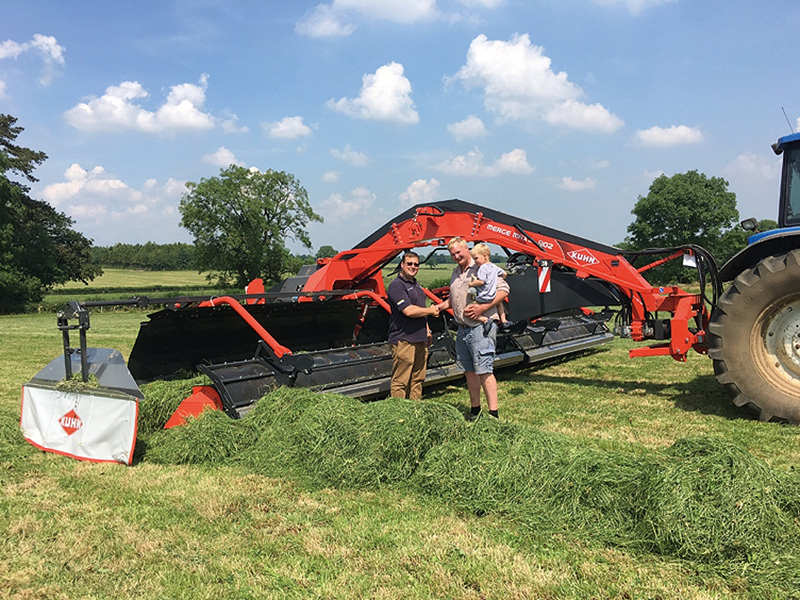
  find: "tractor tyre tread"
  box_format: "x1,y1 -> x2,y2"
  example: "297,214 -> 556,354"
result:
708,250 -> 800,423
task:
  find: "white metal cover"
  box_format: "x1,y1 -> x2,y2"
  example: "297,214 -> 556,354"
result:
20,384 -> 138,465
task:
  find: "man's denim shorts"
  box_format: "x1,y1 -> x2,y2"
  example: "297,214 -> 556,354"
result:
455,321 -> 497,375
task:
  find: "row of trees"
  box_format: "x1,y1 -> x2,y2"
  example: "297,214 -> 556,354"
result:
91,242 -> 196,271
88,242 -> 336,275
0,112 -> 778,313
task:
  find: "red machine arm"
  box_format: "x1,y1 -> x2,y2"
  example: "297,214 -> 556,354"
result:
301,200 -> 712,362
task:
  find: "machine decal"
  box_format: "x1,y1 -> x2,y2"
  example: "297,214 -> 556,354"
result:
538,265 -> 552,293
59,409 -> 83,436
567,248 -> 600,265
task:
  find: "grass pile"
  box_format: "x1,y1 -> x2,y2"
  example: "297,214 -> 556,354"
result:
55,374 -> 101,392
138,375 -> 211,434
641,437 -> 800,560
287,393 -> 465,487
145,409 -> 257,465
139,384 -> 800,574
414,416 -> 659,546
237,388 -> 465,486
416,417 -> 800,567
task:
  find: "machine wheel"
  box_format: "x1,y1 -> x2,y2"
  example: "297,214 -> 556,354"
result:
708,250 -> 800,422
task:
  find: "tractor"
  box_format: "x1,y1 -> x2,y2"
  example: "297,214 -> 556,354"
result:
708,132 -> 800,422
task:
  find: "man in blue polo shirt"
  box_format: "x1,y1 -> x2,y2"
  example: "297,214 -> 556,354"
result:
388,251 -> 439,399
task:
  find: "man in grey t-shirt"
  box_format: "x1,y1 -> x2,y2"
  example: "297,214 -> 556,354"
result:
435,237 -> 508,419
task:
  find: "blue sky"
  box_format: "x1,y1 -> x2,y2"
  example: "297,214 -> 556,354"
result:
3,0 -> 799,252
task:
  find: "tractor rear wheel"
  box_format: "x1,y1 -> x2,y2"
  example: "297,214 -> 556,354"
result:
708,250 -> 800,422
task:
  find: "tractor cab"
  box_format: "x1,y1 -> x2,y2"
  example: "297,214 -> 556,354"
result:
718,134 -> 800,280
739,133 -> 800,245
773,132 -> 800,229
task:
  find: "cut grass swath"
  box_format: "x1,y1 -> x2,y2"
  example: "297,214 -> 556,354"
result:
139,383 -> 800,587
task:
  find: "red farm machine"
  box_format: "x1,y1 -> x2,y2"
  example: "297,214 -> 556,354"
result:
21,158 -> 800,461
26,199 -> 712,421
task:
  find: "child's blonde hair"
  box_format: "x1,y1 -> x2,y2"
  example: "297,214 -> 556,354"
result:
471,242 -> 491,258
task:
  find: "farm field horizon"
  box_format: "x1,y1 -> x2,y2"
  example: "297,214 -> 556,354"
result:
42,265 -> 456,308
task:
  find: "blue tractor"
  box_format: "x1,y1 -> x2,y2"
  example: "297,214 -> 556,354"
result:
709,133 -> 800,422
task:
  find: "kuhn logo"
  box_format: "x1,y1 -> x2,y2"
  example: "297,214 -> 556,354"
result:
59,409 -> 83,436
567,249 -> 599,265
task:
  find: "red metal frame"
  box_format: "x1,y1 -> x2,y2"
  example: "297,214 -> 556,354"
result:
299,205 -> 709,362
182,203 -> 707,364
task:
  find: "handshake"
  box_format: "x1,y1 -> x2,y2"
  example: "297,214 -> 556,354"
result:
427,301 -> 451,317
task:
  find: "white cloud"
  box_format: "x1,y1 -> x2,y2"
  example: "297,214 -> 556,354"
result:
220,111 -> 249,133
64,74 -> 215,133
459,0 -> 503,6
558,176 -> 596,191
0,80 -> 6,99
544,99 -> 622,133
40,163 -> 189,242
320,186 -> 375,220
450,34 -> 623,133
400,178 -> 440,206
643,169 -> 666,181
593,0 -> 674,15
327,62 -> 419,124
447,115 -> 487,140
322,170 -> 340,182
723,152 -> 782,220
296,0 -> 437,37
494,148 -> 534,174
69,203 -> 109,219
30,34 -> 65,64
334,0 -> 437,22
636,125 -> 703,147
0,34 -> 65,85
264,115 -> 312,139
330,144 -> 369,166
724,152 -> 781,182
202,146 -> 242,167
590,159 -> 611,169
0,40 -> 25,59
43,163 -> 140,207
296,4 -> 357,37
435,147 -> 533,177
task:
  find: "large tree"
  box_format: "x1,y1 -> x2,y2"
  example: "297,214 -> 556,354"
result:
179,166 -> 322,286
0,114 -> 101,313
623,170 -> 740,282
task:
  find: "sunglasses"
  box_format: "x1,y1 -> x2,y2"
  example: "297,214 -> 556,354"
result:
404,262 -> 419,267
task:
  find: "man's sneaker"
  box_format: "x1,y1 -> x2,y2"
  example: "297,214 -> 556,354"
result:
467,409 -> 481,421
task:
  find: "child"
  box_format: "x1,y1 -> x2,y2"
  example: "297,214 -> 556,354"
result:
468,243 -> 509,333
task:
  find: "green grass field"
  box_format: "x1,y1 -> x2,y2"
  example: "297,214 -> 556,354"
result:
40,266 -> 453,310
54,268 -> 214,289
3,270 -> 799,599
